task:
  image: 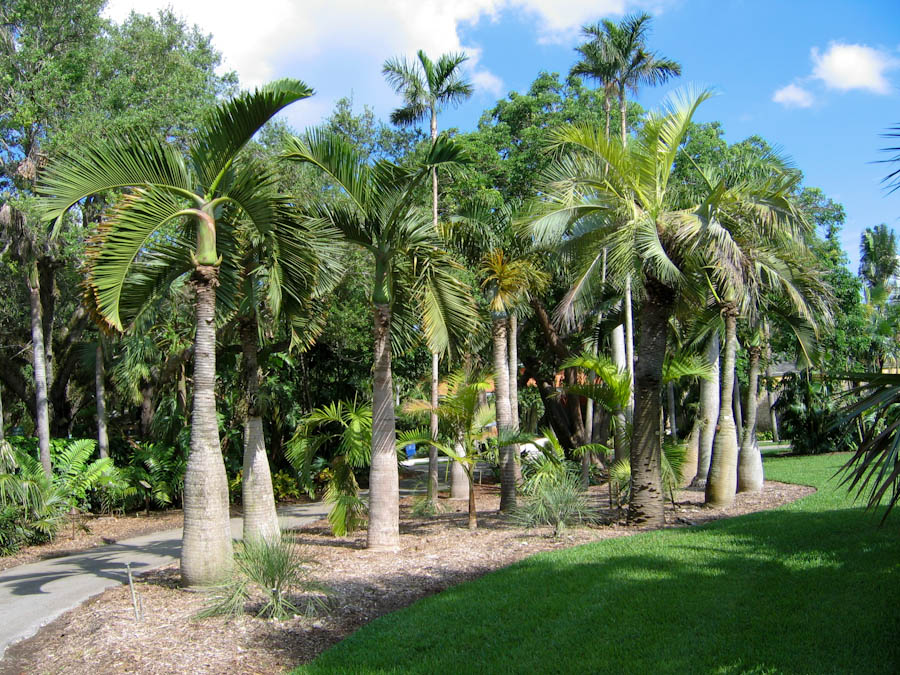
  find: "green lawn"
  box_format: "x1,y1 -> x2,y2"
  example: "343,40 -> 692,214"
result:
296,454 -> 899,674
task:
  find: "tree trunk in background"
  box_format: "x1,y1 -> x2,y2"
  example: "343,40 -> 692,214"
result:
181,265 -> 233,586
240,318 -> 280,543
492,314 -> 515,511
693,333 -> 720,487
508,313 -> 522,484
27,264 -> 51,476
682,418 -> 700,487
628,282 -> 673,526
38,259 -> 56,402
95,342 -> 109,459
624,275 -> 635,420
733,363 -> 744,441
0,381 -> 5,442
764,322 -> 779,442
666,382 -> 678,439
706,309 -> 740,508
428,351 -> 439,502
368,302 -> 400,550
140,381 -> 155,438
738,345 -> 765,492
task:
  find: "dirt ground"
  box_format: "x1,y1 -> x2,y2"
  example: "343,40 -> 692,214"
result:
0,481 -> 813,675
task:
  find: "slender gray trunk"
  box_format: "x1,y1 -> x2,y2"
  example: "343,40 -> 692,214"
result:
624,275 -> 635,420
428,351 -> 439,502
764,322 -> 779,442
368,302 -> 400,549
507,313 -> 522,484
95,342 -> 109,459
27,265 -> 51,476
733,363 -> 744,440
682,418 -> 700,487
240,318 -> 280,543
706,310 -> 740,508
628,282 -> 673,526
693,332 -> 720,487
738,346 -> 765,492
181,265 -> 233,586
492,315 -> 515,511
0,382 -> 4,442
140,381 -> 154,439
666,382 -> 678,439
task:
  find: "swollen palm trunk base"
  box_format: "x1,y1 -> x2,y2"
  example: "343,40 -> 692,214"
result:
242,416 -> 280,542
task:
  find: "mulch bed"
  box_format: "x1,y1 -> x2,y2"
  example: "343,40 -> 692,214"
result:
0,481 -> 814,675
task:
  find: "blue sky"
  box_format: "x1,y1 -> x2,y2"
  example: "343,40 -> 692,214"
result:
106,0 -> 900,271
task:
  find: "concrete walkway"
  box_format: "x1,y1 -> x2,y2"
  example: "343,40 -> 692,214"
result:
0,501 -> 329,658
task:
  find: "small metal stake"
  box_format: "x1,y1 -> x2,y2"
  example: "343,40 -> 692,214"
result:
125,562 -> 141,621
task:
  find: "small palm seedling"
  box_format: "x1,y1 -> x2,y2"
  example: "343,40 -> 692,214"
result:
197,536 -> 329,620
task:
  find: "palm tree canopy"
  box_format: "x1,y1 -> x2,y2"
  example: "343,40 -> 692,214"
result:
37,79 -> 314,331
859,223 -> 899,290
382,50 -> 473,127
281,129 -> 476,355
601,13 -> 681,97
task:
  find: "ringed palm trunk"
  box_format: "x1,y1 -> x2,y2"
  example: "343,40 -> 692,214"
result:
369,301 -> 400,549
763,322 -> 779,441
181,264 -> 233,586
693,332 -> 720,487
738,345 -> 765,492
492,314 -> 515,511
239,318 -> 280,543
428,351 -> 439,502
450,434 -> 468,500
95,342 -> 109,459
705,308 -> 740,508
628,280 -> 674,526
681,417 -> 700,487
27,264 -> 52,476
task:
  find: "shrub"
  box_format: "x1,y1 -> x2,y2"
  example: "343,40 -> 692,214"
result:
774,371 -> 856,455
197,536 -> 329,620
513,473 -> 598,537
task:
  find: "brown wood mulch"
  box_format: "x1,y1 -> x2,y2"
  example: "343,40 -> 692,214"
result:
0,481 -> 814,675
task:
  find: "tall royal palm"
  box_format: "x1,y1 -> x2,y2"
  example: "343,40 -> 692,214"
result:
282,130 -> 475,549
39,79 -> 313,585
383,49 -> 473,503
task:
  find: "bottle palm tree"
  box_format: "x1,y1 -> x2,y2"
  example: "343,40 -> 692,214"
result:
38,79 -> 313,585
282,129 -> 476,549
533,89 -> 783,526
383,50 -> 473,505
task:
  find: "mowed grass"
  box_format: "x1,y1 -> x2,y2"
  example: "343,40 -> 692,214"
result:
295,454 -> 899,674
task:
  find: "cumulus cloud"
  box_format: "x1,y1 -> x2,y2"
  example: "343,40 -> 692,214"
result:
811,42 -> 896,94
103,0 -> 655,127
772,83 -> 814,108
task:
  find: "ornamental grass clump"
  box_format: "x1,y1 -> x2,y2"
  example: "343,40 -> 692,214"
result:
197,536 -> 329,620
514,473 -> 598,537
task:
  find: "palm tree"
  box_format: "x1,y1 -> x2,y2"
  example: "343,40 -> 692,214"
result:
38,79 -> 313,585
701,159 -> 827,507
282,129 -> 475,549
859,224 -> 898,303
383,49 -> 473,505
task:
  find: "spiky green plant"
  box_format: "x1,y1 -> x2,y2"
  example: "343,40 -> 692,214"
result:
513,473 -> 598,537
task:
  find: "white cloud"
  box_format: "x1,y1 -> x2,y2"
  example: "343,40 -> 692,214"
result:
772,83 -> 814,108
811,42 -> 896,94
103,0 -> 657,128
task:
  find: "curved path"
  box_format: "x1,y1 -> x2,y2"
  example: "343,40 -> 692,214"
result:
0,502 -> 329,658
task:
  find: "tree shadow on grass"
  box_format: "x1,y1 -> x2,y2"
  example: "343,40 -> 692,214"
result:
295,506 -> 900,675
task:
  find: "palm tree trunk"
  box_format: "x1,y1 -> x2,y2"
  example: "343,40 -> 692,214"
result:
450,435 -> 468,500
0,382 -> 4,442
624,275 -> 635,420
140,381 -> 154,439
682,417 -> 700,487
507,313 -> 522,484
763,322 -> 779,442
628,281 -> 673,526
693,332 -> 720,487
666,382 -> 678,438
369,301 -> 400,549
733,363 -> 744,440
492,314 -> 515,511
428,351 -> 439,502
95,342 -> 109,459
27,264 -> 51,476
467,468 -> 477,530
738,345 -> 764,492
181,265 -> 233,586
706,309 -> 740,508
240,318 -> 280,543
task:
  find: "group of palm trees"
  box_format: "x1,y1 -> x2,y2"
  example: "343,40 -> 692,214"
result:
33,13 -> 832,587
